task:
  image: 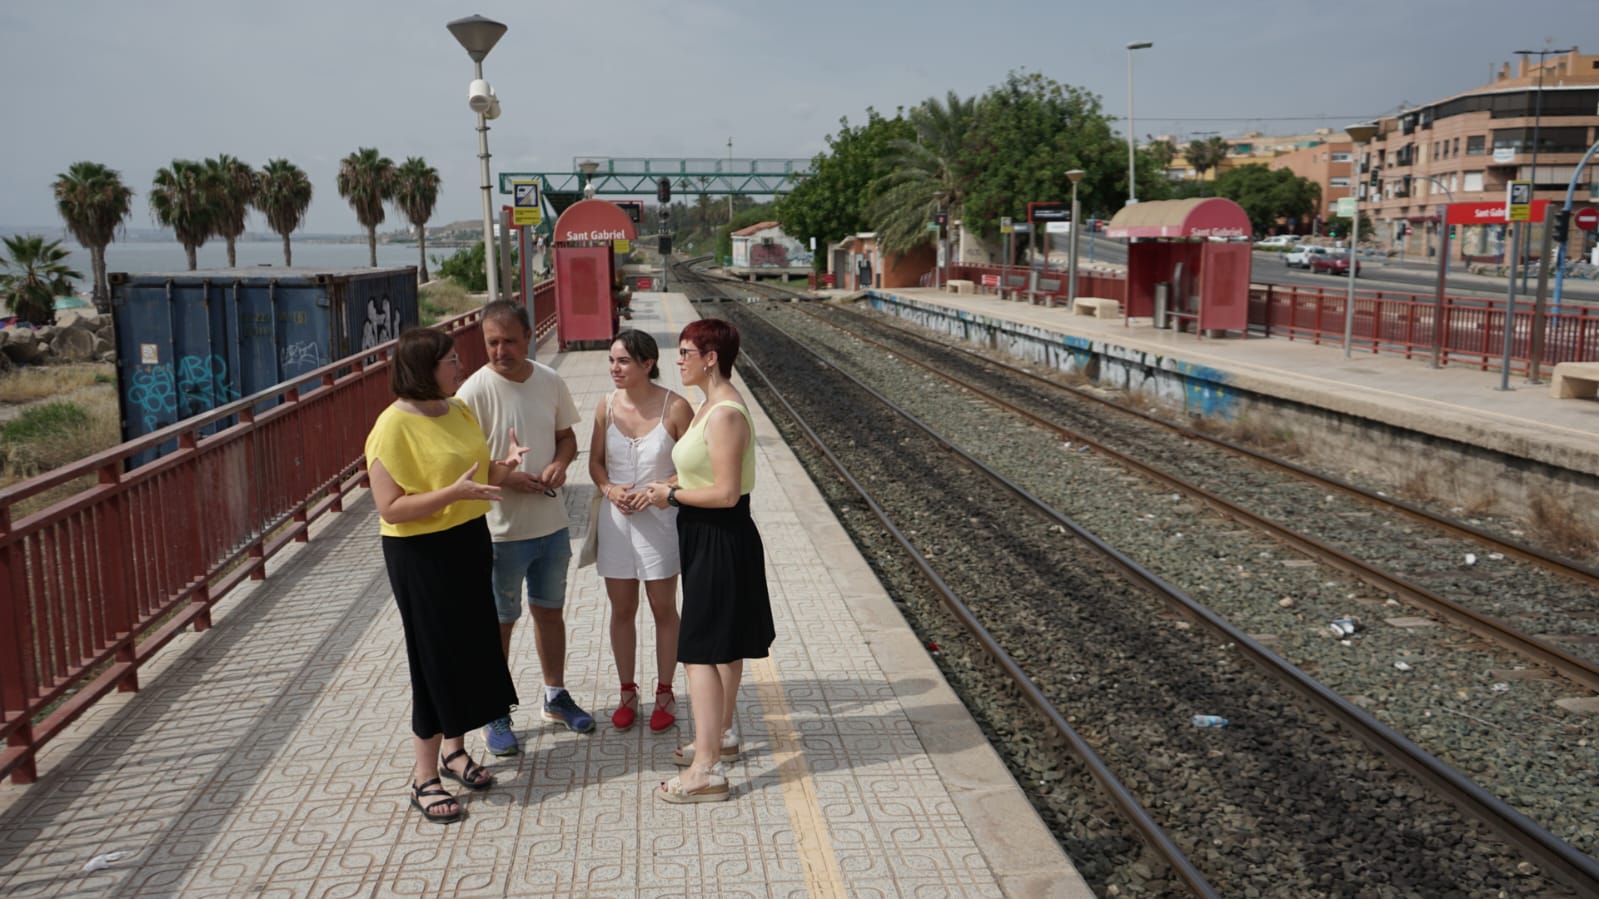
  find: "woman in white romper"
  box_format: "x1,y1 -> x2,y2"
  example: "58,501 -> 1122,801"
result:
588,330 -> 694,732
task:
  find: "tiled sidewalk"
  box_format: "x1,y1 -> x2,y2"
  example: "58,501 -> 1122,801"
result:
0,291 -> 1087,898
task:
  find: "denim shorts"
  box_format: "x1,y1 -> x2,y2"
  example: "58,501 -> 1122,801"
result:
491,529 -> 572,623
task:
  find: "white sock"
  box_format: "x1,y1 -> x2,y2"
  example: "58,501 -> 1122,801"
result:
546,686 -> 566,704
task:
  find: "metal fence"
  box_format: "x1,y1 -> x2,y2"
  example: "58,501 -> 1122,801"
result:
0,280 -> 555,783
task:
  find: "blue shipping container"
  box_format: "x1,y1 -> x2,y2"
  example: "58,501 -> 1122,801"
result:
110,266 -> 417,466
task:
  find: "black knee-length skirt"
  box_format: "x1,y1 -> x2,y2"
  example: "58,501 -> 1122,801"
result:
677,495 -> 775,665
382,516 -> 518,739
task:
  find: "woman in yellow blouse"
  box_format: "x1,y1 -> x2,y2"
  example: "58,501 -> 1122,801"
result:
643,319 -> 774,803
365,327 -> 526,824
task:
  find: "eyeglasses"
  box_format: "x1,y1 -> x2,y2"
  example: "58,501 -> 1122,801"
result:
438,352 -> 462,365
678,347 -> 700,358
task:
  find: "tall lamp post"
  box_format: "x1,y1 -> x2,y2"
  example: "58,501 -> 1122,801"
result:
1125,41 -> 1153,206
447,14 -> 508,304
1513,47 -> 1575,294
1410,174 -> 1455,368
726,138 -> 735,223
1342,122 -> 1379,359
1065,169 -> 1085,309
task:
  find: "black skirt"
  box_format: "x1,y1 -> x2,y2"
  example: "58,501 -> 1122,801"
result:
677,495 -> 776,665
383,516 -> 518,739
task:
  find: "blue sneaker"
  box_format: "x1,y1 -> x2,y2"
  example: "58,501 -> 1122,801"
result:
543,691 -> 595,734
484,715 -> 520,756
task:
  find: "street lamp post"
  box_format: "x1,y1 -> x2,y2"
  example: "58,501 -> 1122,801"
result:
1126,41 -> 1153,206
1513,47 -> 1576,295
1410,174 -> 1455,368
447,14 -> 508,304
727,138 -> 735,223
1065,169 -> 1085,309
1342,122 -> 1378,359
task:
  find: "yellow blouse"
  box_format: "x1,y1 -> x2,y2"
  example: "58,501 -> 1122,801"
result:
672,400 -> 756,494
364,399 -> 492,537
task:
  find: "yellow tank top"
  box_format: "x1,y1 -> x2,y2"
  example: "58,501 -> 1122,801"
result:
364,399 -> 492,537
671,400 -> 756,494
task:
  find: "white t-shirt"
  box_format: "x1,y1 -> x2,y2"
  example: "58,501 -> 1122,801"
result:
457,359 -> 581,542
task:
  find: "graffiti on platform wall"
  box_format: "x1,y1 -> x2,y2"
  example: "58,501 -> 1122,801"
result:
749,242 -> 790,268
361,293 -> 397,350
125,354 -> 241,433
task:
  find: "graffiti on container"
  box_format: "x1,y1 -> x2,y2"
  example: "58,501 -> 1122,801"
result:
125,354 -> 241,433
361,294 -> 396,349
280,341 -> 323,372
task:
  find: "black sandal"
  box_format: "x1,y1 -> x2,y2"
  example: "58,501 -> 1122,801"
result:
410,777 -> 461,823
439,748 -> 493,791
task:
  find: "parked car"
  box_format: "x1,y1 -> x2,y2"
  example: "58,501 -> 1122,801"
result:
1310,250 -> 1361,276
1255,235 -> 1300,249
1285,245 -> 1328,268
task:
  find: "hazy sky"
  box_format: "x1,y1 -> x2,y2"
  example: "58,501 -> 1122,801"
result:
2,1 -> 1593,237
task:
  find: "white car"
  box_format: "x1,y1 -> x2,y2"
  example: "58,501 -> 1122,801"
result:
1284,245 -> 1329,268
1254,235 -> 1300,249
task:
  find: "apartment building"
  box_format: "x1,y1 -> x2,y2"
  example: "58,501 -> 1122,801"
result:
1358,48 -> 1599,262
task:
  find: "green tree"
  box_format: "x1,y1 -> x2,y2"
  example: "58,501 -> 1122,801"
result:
253,158 -> 314,266
392,157 -> 441,283
1146,138 -> 1178,175
434,241 -> 517,293
960,71 -> 1125,253
52,161 -> 132,312
205,154 -> 256,267
1184,136 -> 1231,190
775,108 -> 914,265
869,92 -> 976,255
149,159 -> 218,270
1211,164 -> 1321,235
337,147 -> 395,266
1,235 -> 81,326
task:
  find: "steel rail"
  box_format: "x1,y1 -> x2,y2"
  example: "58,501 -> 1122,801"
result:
699,281 -> 1599,895
797,302 -> 1599,694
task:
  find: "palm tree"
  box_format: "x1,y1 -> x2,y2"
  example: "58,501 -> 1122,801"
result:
253,158 -> 314,266
206,154 -> 257,267
392,157 -> 441,283
1184,136 -> 1232,189
51,161 -> 132,312
1146,138 -> 1178,178
1,235 -> 81,326
149,159 -> 218,270
868,91 -> 975,254
337,147 -> 395,266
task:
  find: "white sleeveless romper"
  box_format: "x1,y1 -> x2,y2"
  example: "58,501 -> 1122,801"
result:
595,390 -> 681,580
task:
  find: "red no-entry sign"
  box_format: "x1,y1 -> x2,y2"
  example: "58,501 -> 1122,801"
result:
1575,207 -> 1599,232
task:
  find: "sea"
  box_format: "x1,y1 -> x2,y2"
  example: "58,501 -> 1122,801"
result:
57,240 -> 437,285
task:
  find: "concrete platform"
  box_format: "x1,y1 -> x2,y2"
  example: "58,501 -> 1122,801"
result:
861,287 -> 1599,479
0,290 -> 1090,898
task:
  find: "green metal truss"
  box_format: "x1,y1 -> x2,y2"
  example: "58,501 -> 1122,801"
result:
498,157 -> 813,197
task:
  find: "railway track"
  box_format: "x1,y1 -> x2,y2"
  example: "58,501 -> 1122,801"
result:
669,260 -> 1599,896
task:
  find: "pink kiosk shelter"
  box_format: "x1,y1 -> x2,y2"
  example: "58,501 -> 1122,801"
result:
551,199 -> 638,350
1105,198 -> 1252,337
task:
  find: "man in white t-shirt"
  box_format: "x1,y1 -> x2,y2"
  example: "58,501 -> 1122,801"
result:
458,301 -> 594,755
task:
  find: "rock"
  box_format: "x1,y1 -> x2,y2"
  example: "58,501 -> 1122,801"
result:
50,327 -> 97,362
2,335 -> 48,365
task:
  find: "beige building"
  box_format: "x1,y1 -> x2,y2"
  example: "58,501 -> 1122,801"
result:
1355,48 -> 1599,261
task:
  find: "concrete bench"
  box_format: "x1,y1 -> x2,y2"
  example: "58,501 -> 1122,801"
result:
1550,362 -> 1599,399
947,279 -> 975,295
1072,297 -> 1121,319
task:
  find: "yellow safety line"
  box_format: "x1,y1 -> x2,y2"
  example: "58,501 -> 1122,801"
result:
751,657 -> 847,898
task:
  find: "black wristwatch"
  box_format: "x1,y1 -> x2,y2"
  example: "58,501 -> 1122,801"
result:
666,486 -> 681,507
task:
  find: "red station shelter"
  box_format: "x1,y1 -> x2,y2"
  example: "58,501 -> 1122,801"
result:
1106,198 -> 1253,336
550,199 -> 638,349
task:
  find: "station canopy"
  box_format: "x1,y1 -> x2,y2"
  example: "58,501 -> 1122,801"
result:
1105,198 -> 1251,241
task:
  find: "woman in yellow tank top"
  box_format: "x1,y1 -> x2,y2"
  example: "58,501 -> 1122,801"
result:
643,319 -> 775,803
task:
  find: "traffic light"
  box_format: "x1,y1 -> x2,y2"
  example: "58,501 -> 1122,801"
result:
1448,226 -> 1458,240
934,211 -> 948,227
1552,208 -> 1572,245
656,177 -> 671,203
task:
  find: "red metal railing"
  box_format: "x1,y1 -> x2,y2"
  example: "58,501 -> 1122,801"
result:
0,279 -> 555,783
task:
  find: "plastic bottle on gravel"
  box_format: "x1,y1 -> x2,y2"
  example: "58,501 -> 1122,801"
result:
1191,715 -> 1229,728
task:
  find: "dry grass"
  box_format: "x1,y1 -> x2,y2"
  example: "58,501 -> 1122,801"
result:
0,362 -> 114,404
1,383 -> 121,517
1206,414 -> 1306,458
1528,491 -> 1599,561
419,281 -> 479,325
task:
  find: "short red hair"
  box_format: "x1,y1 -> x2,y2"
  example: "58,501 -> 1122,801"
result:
680,318 -> 739,379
